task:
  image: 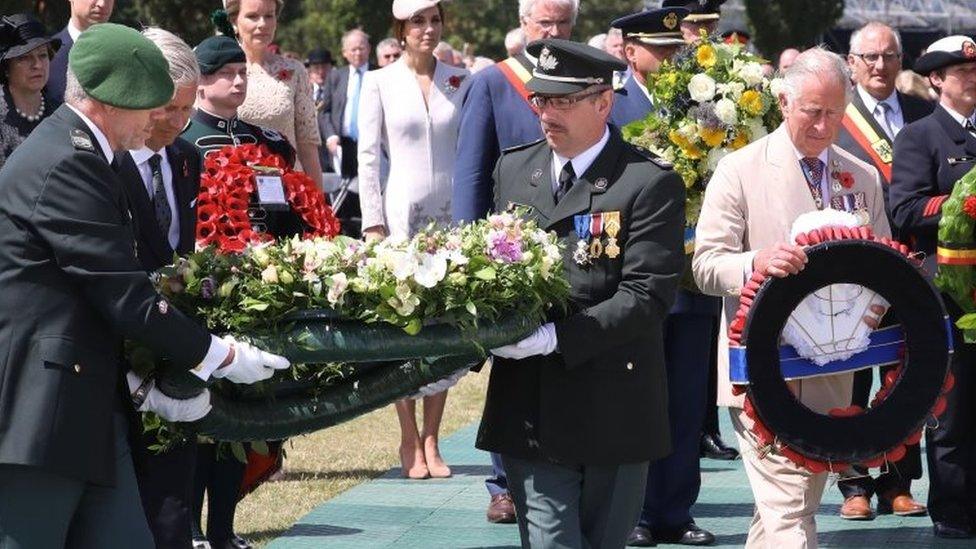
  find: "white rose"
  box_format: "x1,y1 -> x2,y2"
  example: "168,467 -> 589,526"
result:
737,62 -> 765,87
687,73 -> 717,102
745,117 -> 768,141
714,98 -> 738,126
260,265 -> 279,284
677,121 -> 699,141
327,272 -> 349,304
706,147 -> 731,172
413,253 -> 448,288
769,77 -> 787,98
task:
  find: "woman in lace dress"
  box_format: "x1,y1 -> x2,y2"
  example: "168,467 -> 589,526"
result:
358,0 -> 470,479
224,0 -> 324,187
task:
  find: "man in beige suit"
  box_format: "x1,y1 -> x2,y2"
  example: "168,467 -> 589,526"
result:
693,48 -> 891,548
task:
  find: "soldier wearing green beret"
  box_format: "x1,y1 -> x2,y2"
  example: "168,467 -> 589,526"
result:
478,39 -> 686,548
0,23 -> 290,548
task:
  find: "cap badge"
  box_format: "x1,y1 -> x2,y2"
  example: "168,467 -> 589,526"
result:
595,178 -> 608,190
664,12 -> 679,30
538,46 -> 559,71
964,41 -> 976,59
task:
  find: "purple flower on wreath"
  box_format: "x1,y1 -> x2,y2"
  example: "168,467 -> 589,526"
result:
487,230 -> 523,263
200,277 -> 217,300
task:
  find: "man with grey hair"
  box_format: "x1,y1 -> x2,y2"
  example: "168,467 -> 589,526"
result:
113,27 -> 208,548
694,48 -> 890,547
835,21 -> 932,522
505,27 -> 526,57
452,0 -> 578,524
376,37 -> 402,67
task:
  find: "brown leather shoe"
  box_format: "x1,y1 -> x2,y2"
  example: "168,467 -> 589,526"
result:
840,495 -> 875,520
878,490 -> 928,516
487,492 -> 516,524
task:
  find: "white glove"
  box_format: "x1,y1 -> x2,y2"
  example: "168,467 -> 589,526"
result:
126,371 -> 212,423
491,323 -> 558,360
211,336 -> 291,384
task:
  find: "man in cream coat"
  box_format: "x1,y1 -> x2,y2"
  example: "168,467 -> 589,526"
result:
693,48 -> 891,547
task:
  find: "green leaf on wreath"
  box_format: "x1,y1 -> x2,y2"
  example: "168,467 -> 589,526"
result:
474,267 -> 496,281
465,301 -> 477,316
230,442 -> 248,464
956,313 -> 976,330
404,318 -> 422,335
251,440 -> 270,455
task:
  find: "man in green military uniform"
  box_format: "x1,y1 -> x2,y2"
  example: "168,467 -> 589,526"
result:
477,39 -> 686,548
0,24 -> 289,548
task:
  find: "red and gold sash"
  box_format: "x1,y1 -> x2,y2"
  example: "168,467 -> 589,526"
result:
841,103 -> 894,182
497,56 -> 538,113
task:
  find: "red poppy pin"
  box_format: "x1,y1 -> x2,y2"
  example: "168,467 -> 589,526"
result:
276,69 -> 293,81
445,74 -> 465,93
831,170 -> 855,189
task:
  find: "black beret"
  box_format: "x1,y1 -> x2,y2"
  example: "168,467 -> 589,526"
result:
195,35 -> 247,75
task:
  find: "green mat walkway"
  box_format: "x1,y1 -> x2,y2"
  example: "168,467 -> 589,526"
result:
269,415 -> 972,548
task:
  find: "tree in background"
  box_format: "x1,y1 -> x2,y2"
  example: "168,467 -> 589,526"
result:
744,0 -> 844,58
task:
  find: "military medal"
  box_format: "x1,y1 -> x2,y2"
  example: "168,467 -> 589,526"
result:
604,211 -> 622,258
574,214 -> 592,266
589,213 -> 604,259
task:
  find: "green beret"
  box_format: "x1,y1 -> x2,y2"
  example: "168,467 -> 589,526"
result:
68,23 -> 173,110
195,36 -> 246,75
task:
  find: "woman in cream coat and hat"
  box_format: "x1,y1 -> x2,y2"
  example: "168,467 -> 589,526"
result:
358,0 -> 470,479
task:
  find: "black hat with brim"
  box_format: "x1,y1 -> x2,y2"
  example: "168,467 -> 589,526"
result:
915,35 -> 976,75
525,39 -> 627,96
0,13 -> 61,63
305,47 -> 334,66
611,8 -> 689,47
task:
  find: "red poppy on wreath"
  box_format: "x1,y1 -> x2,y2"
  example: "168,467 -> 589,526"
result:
831,170 -> 855,189
196,143 -> 341,254
276,69 -> 293,81
963,195 -> 976,220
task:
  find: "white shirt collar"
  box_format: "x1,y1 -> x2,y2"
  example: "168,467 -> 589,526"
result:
129,146 -> 166,165
857,85 -> 900,116
351,63 -> 368,75
67,21 -> 84,42
67,104 -> 114,164
941,102 -> 974,128
552,126 -> 611,184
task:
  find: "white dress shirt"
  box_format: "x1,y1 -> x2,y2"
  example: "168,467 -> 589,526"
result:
856,86 -> 904,138
130,147 -> 180,250
67,21 -> 83,42
551,126 -> 611,193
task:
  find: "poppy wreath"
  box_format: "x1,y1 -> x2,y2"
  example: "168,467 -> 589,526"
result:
730,228 -> 953,474
195,143 -> 340,253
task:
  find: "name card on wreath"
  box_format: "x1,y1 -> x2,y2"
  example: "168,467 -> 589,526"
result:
253,166 -> 288,210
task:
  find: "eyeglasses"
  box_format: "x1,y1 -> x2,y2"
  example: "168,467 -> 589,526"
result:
850,51 -> 902,65
523,16 -> 573,31
380,52 -> 401,60
529,89 -> 607,111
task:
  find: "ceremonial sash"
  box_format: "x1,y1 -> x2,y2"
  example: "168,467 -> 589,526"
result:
497,57 -> 537,113
938,241 -> 976,265
841,103 -> 893,182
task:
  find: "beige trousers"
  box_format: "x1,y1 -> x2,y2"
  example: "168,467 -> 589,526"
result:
731,374 -> 853,549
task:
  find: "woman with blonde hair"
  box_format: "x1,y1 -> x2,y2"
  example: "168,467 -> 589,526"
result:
222,0 -> 324,187
358,0 -> 470,479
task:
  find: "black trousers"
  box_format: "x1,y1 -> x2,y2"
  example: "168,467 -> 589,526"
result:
702,316 -> 721,436
131,427 -> 197,549
837,365 -> 921,500
193,443 -> 246,545
926,299 -> 976,524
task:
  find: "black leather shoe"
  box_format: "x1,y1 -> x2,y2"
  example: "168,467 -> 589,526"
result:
627,526 -> 656,547
933,521 -> 974,539
212,535 -> 253,549
700,432 -> 739,460
654,523 -> 716,546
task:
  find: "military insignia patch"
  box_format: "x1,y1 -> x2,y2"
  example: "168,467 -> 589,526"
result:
157,299 -> 169,315
664,12 -> 679,30
594,178 -> 608,190
531,168 -> 544,182
965,40 -> 976,59
70,129 -> 95,152
262,128 -> 285,142
538,47 -> 559,71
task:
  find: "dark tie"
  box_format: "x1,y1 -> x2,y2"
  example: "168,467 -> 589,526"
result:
148,154 -> 172,239
966,119 -> 976,137
800,156 -> 825,208
555,161 -> 575,202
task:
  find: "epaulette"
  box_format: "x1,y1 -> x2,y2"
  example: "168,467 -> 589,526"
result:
631,144 -> 673,170
70,129 -> 96,153
501,137 -> 546,155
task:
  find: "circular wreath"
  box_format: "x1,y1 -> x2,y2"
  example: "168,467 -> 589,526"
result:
730,228 -> 954,473
195,143 -> 341,253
